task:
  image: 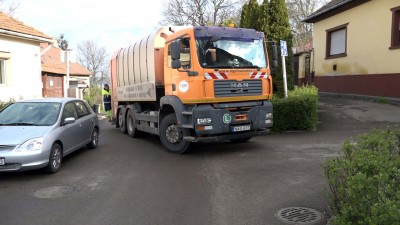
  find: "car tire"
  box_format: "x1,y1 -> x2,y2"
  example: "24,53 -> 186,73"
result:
118,108 -> 127,134
87,128 -> 99,149
45,143 -> 62,174
159,113 -> 190,154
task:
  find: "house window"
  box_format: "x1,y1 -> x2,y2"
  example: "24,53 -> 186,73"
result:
326,23 -> 348,59
0,59 -> 5,85
390,6 -> 400,49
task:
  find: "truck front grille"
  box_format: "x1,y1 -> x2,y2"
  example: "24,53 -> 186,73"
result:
214,80 -> 262,97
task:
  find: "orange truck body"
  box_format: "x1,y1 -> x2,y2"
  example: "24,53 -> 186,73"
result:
110,26 -> 274,153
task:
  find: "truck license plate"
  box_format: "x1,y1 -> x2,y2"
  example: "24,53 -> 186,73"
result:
231,125 -> 251,132
0,158 -> 5,166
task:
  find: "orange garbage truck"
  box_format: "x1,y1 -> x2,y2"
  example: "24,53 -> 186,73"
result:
110,26 -> 277,153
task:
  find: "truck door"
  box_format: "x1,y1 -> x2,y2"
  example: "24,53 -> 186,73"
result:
166,38 -> 195,100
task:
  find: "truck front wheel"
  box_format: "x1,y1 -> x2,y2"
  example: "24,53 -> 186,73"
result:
159,113 -> 190,154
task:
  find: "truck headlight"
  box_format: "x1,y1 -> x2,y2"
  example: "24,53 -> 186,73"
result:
196,118 -> 212,125
266,113 -> 273,119
15,138 -> 44,152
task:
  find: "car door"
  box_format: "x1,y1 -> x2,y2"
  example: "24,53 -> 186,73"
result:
59,101 -> 80,154
74,100 -> 94,145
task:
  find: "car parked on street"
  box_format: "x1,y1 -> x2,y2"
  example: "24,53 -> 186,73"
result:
0,98 -> 99,173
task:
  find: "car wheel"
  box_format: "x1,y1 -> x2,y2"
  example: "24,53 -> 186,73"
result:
87,128 -> 99,149
45,143 -> 62,174
159,113 -> 190,154
118,108 -> 127,133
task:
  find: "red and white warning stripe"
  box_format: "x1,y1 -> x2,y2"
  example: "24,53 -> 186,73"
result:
204,72 -> 228,80
250,72 -> 268,79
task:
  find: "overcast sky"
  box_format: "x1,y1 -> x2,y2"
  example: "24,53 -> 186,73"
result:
16,0 -> 164,54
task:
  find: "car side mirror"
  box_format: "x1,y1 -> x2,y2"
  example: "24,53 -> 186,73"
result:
63,117 -> 76,125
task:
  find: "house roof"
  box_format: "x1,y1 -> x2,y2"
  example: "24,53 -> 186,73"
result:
303,0 -> 370,23
41,43 -> 91,76
0,12 -> 53,42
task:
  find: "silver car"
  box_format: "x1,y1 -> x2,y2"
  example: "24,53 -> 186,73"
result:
0,98 -> 99,173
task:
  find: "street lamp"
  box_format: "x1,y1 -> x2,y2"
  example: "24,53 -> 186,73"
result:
64,49 -> 72,97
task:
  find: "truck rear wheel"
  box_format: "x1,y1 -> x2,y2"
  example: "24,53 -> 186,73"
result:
127,109 -> 140,138
159,113 -> 190,154
118,109 -> 127,133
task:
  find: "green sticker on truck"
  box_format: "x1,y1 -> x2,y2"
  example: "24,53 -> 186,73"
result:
223,114 -> 232,124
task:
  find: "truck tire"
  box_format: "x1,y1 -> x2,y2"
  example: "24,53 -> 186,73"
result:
127,109 -> 140,138
118,109 -> 127,133
159,113 -> 190,154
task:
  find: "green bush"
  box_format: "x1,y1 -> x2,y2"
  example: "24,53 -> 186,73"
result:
325,129 -> 400,225
0,99 -> 14,111
83,86 -> 102,107
270,85 -> 318,132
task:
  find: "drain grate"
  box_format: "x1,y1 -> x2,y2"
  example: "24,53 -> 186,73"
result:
275,207 -> 323,224
34,185 -> 78,199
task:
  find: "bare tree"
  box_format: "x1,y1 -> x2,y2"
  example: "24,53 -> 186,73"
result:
0,0 -> 20,16
77,40 -> 109,87
160,0 -> 243,26
286,0 -> 327,47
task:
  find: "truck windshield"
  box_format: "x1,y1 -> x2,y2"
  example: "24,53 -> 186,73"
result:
196,38 -> 267,69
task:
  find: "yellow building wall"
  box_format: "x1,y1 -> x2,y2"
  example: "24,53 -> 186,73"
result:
313,0 -> 400,76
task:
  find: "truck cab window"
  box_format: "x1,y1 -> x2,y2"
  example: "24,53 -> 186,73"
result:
179,39 -> 191,69
167,39 -> 191,69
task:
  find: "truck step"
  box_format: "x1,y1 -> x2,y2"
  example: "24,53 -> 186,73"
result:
182,111 -> 193,116
181,124 -> 194,129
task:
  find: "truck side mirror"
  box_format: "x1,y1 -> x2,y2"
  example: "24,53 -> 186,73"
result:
170,41 -> 181,60
172,60 -> 181,69
271,43 -> 278,69
170,41 -> 182,69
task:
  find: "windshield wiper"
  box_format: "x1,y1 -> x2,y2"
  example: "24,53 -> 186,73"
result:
1,122 -> 39,126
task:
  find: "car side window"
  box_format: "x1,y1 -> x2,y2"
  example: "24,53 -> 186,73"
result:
74,101 -> 90,118
62,102 -> 78,120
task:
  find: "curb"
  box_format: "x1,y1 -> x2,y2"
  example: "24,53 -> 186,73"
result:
319,92 -> 400,106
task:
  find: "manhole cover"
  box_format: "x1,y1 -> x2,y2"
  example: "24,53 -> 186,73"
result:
34,186 -> 78,199
275,207 -> 323,224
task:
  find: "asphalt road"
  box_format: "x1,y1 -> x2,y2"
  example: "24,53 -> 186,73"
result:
1,96 -> 399,225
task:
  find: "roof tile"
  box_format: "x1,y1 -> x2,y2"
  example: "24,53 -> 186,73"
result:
0,12 -> 52,39
41,44 -> 91,76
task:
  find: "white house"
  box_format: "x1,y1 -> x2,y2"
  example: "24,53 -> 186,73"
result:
0,12 -> 54,102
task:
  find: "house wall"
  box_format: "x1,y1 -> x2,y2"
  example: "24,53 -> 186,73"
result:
312,0 -> 400,98
0,36 -> 42,102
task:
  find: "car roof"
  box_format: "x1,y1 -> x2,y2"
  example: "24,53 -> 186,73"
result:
18,98 -> 83,104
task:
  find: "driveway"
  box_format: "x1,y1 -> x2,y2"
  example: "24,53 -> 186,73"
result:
0,96 -> 399,225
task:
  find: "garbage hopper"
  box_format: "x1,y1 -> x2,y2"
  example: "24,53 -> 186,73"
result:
92,104 -> 100,114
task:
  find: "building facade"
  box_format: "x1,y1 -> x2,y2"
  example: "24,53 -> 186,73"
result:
304,0 -> 400,98
0,12 -> 53,102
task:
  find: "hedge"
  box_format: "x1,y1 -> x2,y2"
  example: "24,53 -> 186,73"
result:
325,129 -> 400,225
270,85 -> 318,132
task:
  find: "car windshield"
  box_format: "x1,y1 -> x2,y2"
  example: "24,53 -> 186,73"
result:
196,38 -> 267,69
0,102 -> 61,126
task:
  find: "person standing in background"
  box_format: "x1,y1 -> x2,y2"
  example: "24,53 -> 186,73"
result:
102,84 -> 112,120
